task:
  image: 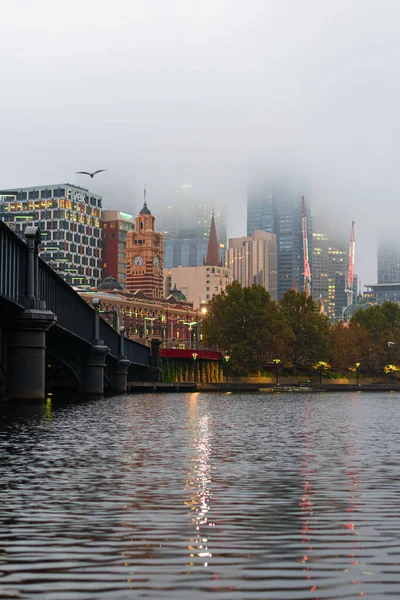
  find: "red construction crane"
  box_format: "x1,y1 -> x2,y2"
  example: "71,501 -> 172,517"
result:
301,196 -> 311,296
346,221 -> 356,306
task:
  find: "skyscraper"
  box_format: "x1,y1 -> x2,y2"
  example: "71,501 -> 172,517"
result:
312,231 -> 348,319
377,232 -> 400,284
157,202 -> 227,246
0,184 -> 102,286
247,178 -> 312,298
164,238 -> 225,269
226,230 -> 277,300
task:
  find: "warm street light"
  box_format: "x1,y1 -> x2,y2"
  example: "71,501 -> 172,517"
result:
224,353 -> 230,363
272,358 -> 281,386
315,361 -> 330,384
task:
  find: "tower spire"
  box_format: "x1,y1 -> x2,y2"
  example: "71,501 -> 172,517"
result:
204,212 -> 221,266
139,184 -> 151,215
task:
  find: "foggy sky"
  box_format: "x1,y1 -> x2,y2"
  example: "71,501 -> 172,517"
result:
1,0 -> 400,285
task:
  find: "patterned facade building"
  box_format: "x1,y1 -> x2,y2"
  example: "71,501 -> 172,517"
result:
0,184 -> 102,286
125,201 -> 164,298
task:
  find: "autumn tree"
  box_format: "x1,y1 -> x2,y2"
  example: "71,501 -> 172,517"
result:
330,321 -> 370,373
279,290 -> 331,371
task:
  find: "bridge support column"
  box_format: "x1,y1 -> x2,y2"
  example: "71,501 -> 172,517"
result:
113,358 -> 130,393
8,309 -> 55,400
84,344 -> 109,395
149,338 -> 162,382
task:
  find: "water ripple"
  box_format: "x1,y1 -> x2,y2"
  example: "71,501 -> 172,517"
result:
1,392 -> 400,598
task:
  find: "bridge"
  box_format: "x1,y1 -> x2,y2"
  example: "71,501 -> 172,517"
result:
0,220 -> 154,400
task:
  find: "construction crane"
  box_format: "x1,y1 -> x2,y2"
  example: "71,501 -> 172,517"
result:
346,221 -> 356,307
301,196 -> 311,296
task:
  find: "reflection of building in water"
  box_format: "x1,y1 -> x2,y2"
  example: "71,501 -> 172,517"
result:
184,394 -> 214,568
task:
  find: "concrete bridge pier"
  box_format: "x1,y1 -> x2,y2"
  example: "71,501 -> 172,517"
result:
84,344 -> 109,395
8,309 -> 55,400
113,358 -> 130,393
149,338 -> 162,382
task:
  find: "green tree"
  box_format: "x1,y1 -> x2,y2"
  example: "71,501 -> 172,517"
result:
352,302 -> 400,370
202,282 -> 292,372
279,290 -> 331,371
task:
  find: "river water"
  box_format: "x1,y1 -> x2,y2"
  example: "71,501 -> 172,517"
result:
1,392 -> 400,599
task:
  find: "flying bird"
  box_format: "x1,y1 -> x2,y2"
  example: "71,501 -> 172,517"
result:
76,169 -> 107,178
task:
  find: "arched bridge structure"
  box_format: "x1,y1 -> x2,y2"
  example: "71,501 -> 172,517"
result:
0,221 -> 154,400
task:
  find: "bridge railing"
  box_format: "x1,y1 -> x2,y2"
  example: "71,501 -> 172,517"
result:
0,220 -> 27,307
0,220 -> 150,366
38,259 -> 150,365
39,259 -> 94,342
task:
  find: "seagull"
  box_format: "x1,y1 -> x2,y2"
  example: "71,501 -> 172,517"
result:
76,169 -> 107,178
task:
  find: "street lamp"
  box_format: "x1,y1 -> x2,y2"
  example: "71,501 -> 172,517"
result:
355,362 -> 361,386
192,352 -> 198,383
315,361 -> 329,384
272,358 -> 281,386
178,320 -> 198,349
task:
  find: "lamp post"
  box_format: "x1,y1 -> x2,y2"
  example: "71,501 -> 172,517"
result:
388,341 -> 395,383
178,320 -> 198,349
355,362 -> 361,386
272,358 -> 281,386
192,352 -> 198,383
92,298 -> 101,343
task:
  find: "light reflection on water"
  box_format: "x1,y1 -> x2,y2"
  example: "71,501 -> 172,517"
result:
1,392 -> 400,598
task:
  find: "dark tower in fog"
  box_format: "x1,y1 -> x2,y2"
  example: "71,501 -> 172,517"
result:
247,177 -> 312,299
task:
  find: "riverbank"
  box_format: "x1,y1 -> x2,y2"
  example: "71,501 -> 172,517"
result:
127,381 -> 400,393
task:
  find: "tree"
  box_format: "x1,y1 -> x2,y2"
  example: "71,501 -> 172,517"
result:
330,321 -> 370,373
202,282 -> 293,372
279,290 -> 331,371
352,302 -> 400,370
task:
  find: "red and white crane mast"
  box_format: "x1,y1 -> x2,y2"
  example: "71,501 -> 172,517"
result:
346,221 -> 356,306
301,196 -> 311,296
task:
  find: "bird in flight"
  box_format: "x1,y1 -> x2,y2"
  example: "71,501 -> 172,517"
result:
76,169 -> 107,178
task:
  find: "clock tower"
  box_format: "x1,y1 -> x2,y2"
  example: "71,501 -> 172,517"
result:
126,199 -> 164,298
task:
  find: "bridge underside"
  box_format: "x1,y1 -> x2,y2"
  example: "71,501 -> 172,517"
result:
0,309 -> 151,400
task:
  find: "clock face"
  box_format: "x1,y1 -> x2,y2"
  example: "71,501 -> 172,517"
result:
153,256 -> 160,267
134,255 -> 144,267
